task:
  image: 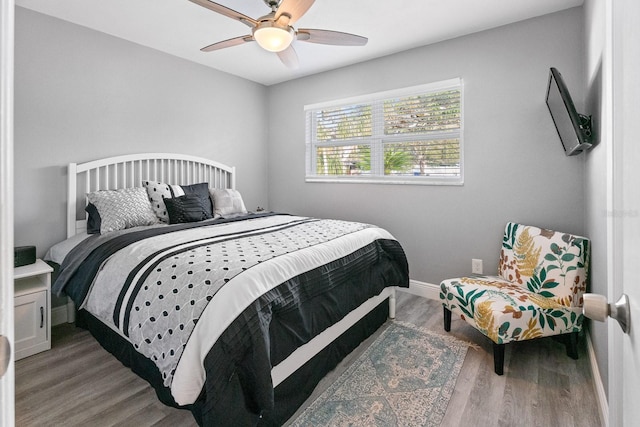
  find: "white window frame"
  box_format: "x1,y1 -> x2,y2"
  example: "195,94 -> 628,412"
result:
305,78 -> 464,185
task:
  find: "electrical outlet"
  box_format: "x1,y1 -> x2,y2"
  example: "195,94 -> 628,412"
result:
472,259 -> 483,274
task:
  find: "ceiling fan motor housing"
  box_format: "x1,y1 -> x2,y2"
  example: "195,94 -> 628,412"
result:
252,18 -> 294,52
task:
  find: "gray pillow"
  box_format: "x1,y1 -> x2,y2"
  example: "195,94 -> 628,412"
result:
87,187 -> 158,234
209,189 -> 247,217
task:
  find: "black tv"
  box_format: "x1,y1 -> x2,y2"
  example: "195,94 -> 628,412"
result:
545,67 -> 592,156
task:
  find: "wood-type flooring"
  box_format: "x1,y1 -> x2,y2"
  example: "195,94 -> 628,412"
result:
15,291 -> 602,426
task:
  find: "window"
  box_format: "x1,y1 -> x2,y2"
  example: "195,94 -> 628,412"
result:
305,78 -> 463,185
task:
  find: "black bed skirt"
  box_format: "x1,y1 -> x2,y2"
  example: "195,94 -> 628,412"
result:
76,298 -> 389,426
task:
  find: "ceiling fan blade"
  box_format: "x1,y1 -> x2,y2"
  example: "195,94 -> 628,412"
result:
275,0 -> 315,25
189,0 -> 257,27
297,29 -> 368,46
277,45 -> 299,69
201,35 -> 254,52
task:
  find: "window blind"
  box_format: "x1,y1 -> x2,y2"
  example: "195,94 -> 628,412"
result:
305,79 -> 463,185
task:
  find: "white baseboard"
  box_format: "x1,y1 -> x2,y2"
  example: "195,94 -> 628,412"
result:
51,305 -> 68,326
398,279 -> 440,300
586,331 -> 609,427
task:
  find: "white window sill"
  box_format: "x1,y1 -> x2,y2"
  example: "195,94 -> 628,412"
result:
305,176 -> 464,186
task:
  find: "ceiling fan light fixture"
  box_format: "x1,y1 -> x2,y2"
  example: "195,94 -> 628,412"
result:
253,22 -> 294,52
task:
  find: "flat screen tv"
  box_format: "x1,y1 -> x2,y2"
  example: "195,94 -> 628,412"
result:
545,67 -> 592,156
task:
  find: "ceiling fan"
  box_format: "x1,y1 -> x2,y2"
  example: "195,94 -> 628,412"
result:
188,0 -> 368,68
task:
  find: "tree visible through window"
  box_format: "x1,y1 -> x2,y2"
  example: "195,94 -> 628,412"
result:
305,79 -> 463,184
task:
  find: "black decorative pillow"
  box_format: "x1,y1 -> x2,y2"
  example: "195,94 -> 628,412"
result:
143,181 -> 213,223
85,203 -> 101,234
178,183 -> 213,218
164,194 -> 212,224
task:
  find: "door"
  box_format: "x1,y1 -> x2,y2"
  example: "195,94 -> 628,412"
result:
0,0 -> 14,425
14,290 -> 47,361
610,0 -> 640,425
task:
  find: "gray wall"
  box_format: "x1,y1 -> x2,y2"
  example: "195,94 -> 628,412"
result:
14,8 -> 269,307
267,8 -> 586,286
583,0 -> 609,398
14,8 -> 269,255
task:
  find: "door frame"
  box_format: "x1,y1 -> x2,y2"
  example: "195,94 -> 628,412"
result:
0,0 -> 15,425
0,0 -> 15,426
609,0 -> 638,425
607,0 -> 621,425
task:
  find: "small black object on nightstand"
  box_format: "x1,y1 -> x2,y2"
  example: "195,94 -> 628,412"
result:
14,246 -> 36,268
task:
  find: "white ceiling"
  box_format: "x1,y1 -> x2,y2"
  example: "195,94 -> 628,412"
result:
16,0 -> 584,86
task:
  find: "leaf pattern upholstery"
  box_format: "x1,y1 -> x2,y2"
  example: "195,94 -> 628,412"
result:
440,223 -> 590,345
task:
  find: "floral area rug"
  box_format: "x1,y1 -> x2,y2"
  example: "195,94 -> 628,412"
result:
290,321 -> 468,427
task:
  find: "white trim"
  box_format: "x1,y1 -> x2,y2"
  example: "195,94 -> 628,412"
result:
305,176 -> 464,186
398,279 -> 441,300
608,1 -> 624,426
51,305 -> 68,327
587,330 -> 609,427
0,0 -> 15,424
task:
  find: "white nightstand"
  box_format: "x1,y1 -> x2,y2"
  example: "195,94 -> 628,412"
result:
14,259 -> 53,360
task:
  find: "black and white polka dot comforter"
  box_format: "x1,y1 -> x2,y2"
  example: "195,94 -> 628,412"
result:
53,213 -> 409,424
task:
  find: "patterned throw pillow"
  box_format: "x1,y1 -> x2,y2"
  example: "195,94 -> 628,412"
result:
86,187 -> 158,234
142,181 -> 173,222
209,189 -> 247,217
164,194 -> 211,224
143,181 -> 213,223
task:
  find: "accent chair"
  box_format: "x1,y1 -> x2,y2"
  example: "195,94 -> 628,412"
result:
439,222 -> 590,375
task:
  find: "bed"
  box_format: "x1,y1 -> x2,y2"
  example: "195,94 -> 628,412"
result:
47,152 -> 409,426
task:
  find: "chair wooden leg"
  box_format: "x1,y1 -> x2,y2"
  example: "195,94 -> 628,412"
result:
493,343 -> 505,375
566,332 -> 579,359
443,307 -> 451,332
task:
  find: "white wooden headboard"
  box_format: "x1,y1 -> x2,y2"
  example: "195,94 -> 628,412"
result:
67,153 -> 236,238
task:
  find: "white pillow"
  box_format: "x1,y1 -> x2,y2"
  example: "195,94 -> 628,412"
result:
87,187 -> 158,234
209,189 -> 247,217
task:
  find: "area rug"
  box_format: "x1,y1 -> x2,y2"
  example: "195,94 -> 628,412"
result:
290,321 -> 468,427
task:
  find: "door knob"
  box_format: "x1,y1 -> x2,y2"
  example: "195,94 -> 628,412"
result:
0,335 -> 10,378
583,293 -> 630,334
